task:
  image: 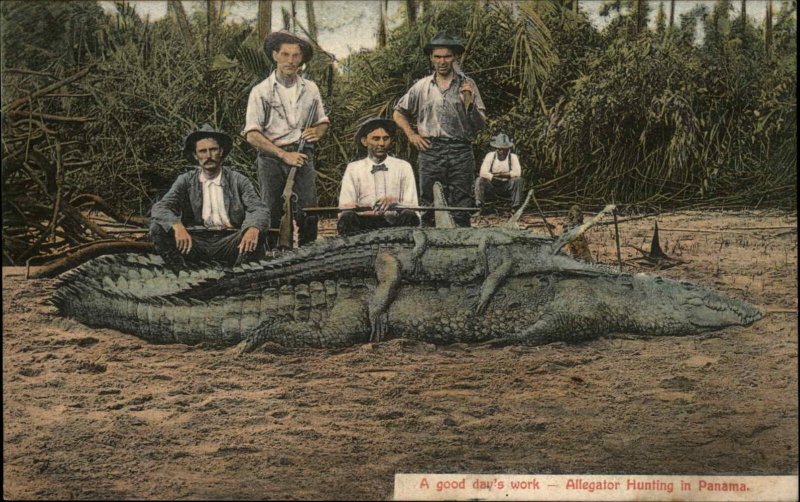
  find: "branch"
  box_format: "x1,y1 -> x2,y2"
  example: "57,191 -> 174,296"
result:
3,66 -> 93,112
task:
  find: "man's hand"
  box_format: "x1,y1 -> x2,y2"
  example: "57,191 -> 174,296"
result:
280,150 -> 308,167
460,80 -> 475,107
373,196 -> 399,213
238,227 -> 260,255
172,223 -> 192,255
408,133 -> 431,151
300,126 -> 323,143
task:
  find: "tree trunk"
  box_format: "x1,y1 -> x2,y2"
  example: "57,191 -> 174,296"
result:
632,0 -> 641,38
291,0 -> 297,32
206,0 -> 215,56
378,1 -> 387,48
765,0 -> 773,58
282,8 -> 291,31
421,0 -> 431,15
215,0 -> 225,22
257,0 -> 272,41
168,0 -> 194,49
669,0 -> 675,28
406,0 -> 417,25
305,0 -> 318,40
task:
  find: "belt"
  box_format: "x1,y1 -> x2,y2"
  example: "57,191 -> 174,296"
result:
428,137 -> 471,145
280,142 -> 315,153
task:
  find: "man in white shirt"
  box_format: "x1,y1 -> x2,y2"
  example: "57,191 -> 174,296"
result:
150,124 -> 269,271
337,117 -> 420,236
243,30 -> 329,247
474,132 -> 525,212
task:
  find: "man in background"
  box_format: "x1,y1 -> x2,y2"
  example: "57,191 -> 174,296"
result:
474,132 -> 525,213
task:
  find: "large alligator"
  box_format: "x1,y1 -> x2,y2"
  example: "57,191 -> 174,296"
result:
51,225 -> 762,352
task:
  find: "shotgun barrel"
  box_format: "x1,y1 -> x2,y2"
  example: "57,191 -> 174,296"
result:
302,205 -> 481,213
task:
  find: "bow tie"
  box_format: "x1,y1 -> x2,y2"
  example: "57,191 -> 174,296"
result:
371,163 -> 388,174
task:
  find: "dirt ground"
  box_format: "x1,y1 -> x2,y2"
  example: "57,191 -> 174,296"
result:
3,209 -> 798,500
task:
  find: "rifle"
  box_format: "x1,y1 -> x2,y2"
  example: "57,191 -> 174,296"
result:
278,100 -> 319,249
302,205 -> 480,214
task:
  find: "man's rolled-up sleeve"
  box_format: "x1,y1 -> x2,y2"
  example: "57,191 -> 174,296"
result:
394,85 -> 418,117
242,86 -> 267,137
312,91 -> 330,126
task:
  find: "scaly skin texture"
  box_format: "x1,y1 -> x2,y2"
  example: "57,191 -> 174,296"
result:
51,228 -> 763,351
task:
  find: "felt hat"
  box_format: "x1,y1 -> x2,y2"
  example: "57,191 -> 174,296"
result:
183,124 -> 233,161
423,31 -> 465,56
489,132 -> 514,149
355,117 -> 398,145
263,30 -> 314,63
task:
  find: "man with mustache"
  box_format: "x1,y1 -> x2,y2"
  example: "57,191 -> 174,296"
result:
337,117 -> 419,236
243,30 -> 329,247
149,124 -> 269,271
393,31 -> 486,228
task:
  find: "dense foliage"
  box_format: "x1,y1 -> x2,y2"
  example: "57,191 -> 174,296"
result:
1,0 -> 796,262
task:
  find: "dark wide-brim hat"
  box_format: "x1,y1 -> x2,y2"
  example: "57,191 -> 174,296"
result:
183,124 -> 233,161
355,117 -> 397,145
423,30 -> 465,56
263,30 -> 313,63
489,132 -> 514,149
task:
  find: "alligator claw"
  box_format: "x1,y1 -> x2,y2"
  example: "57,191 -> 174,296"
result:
370,314 -> 387,343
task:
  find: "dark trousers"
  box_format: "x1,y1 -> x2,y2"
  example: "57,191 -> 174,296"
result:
417,139 -> 475,227
337,209 -> 420,236
474,177 -> 525,207
150,225 -> 266,269
256,145 -> 318,248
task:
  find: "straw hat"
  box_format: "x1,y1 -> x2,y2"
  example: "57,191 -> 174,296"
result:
489,132 -> 514,149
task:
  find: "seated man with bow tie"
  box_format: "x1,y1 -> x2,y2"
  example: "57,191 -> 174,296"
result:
149,124 -> 270,270
337,117 -> 420,236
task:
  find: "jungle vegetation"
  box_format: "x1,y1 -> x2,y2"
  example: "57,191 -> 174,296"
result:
1,0 -> 796,264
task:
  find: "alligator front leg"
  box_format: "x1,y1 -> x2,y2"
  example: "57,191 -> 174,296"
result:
472,235 -> 514,314
476,259 -> 513,314
370,251 -> 402,342
409,229 -> 428,276
238,297 -> 370,352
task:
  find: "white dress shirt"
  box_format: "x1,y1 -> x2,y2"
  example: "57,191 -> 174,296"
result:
338,155 -> 418,209
199,171 -> 233,229
479,152 -> 521,180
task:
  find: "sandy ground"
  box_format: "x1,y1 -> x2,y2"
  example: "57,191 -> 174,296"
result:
3,210 -> 798,500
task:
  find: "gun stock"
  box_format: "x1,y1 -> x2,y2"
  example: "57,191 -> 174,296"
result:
277,100 -> 319,249
278,167 -> 297,248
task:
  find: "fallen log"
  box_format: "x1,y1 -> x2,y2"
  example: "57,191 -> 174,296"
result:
27,240 -> 155,279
